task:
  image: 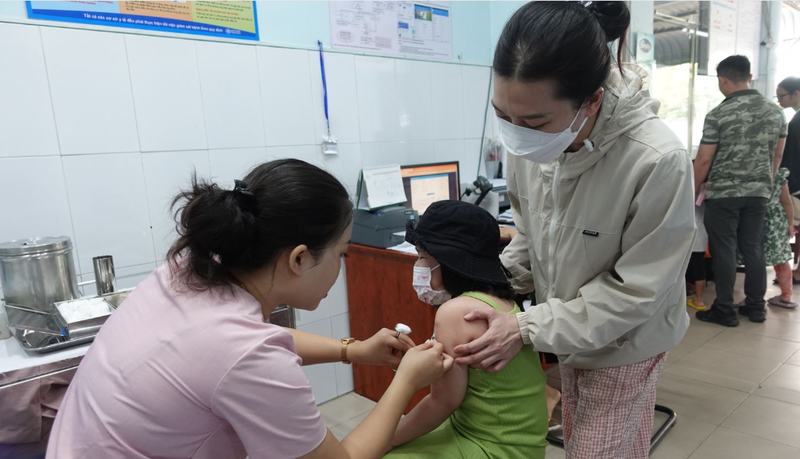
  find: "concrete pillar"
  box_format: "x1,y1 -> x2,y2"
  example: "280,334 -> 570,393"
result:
754,1 -> 782,95
629,0 -> 655,43
627,1 -> 655,70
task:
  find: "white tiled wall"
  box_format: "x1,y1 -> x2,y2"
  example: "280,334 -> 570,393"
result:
0,22 -> 492,404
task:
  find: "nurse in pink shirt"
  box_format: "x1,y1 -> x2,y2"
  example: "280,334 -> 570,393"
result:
47,159 -> 452,459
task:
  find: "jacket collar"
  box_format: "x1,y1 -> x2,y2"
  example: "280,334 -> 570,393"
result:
724,88 -> 760,101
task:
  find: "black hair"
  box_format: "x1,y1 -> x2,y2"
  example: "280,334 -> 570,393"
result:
779,77 -> 800,95
493,1 -> 631,108
168,159 -> 353,293
717,55 -> 751,83
439,265 -> 516,302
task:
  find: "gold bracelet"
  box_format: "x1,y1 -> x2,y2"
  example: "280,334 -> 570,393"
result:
341,338 -> 355,364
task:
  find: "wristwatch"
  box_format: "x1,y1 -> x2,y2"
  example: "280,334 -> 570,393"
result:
341,338 -> 356,364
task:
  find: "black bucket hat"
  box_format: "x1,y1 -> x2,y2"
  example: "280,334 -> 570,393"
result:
405,200 -> 510,285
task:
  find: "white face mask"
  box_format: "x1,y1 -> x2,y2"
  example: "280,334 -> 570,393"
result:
412,265 -> 451,306
497,108 -> 592,164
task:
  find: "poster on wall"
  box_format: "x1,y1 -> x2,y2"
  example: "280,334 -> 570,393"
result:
329,1 -> 452,60
635,32 -> 655,64
734,0 -> 761,77
707,0 -> 760,78
26,1 -> 259,41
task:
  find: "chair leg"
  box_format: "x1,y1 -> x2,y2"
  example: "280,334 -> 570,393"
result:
546,404 -> 678,452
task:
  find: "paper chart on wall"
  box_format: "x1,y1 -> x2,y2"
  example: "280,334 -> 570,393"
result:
708,0 -> 761,79
734,0 -> 761,79
329,1 -> 452,60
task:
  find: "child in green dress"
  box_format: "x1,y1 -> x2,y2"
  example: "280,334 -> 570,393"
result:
386,200 -> 549,459
738,167 -> 797,308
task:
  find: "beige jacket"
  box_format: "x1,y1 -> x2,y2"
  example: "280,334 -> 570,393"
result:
502,64 -> 695,369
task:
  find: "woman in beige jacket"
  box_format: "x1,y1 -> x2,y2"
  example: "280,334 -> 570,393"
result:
453,2 -> 695,458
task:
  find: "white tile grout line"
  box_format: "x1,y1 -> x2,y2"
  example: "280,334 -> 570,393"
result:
0,138 -> 492,161
37,26 -> 81,278
319,392 -> 375,429
651,312 -> 800,456
675,317 -> 800,454
683,425 -> 721,459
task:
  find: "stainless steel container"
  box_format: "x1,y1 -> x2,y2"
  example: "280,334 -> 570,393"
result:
53,297 -> 114,340
92,255 -> 116,295
269,304 -> 296,328
0,237 -> 80,312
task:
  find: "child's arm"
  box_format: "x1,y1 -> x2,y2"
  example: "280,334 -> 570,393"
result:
390,299 -> 483,449
780,184 -> 794,238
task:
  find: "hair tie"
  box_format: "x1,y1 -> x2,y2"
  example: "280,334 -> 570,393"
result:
581,1 -> 594,8
233,180 -> 254,197
233,180 -> 256,212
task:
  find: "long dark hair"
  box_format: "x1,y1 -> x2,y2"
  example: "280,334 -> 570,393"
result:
493,1 -> 631,108
167,159 -> 353,293
439,265 -> 516,302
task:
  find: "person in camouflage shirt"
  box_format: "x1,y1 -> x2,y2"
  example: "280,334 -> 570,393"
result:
693,55 -> 788,327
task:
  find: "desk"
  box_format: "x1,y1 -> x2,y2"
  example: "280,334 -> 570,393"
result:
345,244 -> 434,413
0,308 -> 84,444
0,307 -> 87,389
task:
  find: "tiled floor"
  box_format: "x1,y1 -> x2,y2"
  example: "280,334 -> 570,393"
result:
319,273 -> 800,458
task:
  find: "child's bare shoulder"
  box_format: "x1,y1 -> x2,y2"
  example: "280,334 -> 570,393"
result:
435,295 -> 492,320
434,296 -> 492,350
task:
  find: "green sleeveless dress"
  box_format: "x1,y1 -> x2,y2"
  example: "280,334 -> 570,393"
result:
385,292 -> 549,459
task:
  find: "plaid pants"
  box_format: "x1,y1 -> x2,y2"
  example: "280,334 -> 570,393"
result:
560,352 -> 667,459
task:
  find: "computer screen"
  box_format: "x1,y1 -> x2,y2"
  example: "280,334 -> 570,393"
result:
400,162 -> 460,215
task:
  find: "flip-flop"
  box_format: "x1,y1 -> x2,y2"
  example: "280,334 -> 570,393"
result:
687,297 -> 707,310
768,296 -> 798,309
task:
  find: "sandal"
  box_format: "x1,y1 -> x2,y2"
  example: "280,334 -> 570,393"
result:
767,295 -> 798,309
687,297 -> 707,310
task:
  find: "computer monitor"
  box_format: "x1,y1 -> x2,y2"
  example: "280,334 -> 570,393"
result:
400,162 -> 460,215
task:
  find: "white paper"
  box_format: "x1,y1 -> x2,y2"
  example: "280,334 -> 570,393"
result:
490,178 -> 507,188
387,241 -> 418,255
734,0 -> 761,78
709,1 -> 737,70
329,1 -> 452,60
357,165 -> 407,210
708,1 -> 761,78
322,141 -> 339,155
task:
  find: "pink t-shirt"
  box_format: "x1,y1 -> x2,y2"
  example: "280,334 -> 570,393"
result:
46,263 -> 326,459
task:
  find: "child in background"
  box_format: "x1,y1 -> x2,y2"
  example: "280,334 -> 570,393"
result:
764,168 -> 798,308
687,202 -> 708,310
737,167 -> 797,309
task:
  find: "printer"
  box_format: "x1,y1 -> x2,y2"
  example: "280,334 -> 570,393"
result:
352,206 -> 418,248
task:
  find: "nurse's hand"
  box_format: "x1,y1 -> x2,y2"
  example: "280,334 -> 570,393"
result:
453,308 -> 523,372
348,328 -> 416,367
396,340 -> 454,390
